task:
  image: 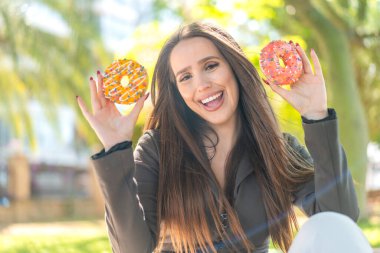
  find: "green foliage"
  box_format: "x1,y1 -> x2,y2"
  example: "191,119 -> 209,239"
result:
358,218 -> 380,248
234,0 -> 283,20
275,0 -> 379,215
0,219 -> 378,252
0,235 -> 111,253
280,0 -> 380,144
0,0 -> 111,148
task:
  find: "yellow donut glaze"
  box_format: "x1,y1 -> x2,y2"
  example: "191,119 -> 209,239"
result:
103,59 -> 148,104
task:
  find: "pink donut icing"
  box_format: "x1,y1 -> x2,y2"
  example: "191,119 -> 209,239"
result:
259,40 -> 303,85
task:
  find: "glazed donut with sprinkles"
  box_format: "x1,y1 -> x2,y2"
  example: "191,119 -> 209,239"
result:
103,59 -> 148,104
259,40 -> 303,85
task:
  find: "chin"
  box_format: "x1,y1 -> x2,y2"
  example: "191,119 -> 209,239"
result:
202,112 -> 236,127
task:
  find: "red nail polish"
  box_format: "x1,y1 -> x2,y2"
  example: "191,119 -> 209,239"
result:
289,40 -> 293,44
97,70 -> 100,75
76,95 -> 78,99
296,43 -> 299,46
90,76 -> 93,80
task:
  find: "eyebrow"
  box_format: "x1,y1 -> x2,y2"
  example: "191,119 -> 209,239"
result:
175,56 -> 220,78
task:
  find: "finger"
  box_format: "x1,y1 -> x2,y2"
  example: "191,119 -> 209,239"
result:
89,77 -> 102,112
129,92 -> 150,124
77,95 -> 94,123
294,43 -> 313,75
96,70 -> 108,107
261,78 -> 269,85
267,81 -> 291,101
310,48 -> 323,77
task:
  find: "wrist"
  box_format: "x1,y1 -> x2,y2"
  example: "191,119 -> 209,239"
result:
103,136 -> 132,152
301,110 -> 329,120
92,140 -> 133,160
104,145 -> 113,152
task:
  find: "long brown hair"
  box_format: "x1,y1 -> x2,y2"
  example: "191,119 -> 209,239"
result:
145,22 -> 314,253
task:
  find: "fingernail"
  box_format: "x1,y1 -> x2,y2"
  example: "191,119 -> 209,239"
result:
76,95 -> 78,99
262,78 -> 269,85
90,76 -> 93,80
296,43 -> 299,47
144,92 -> 150,101
311,48 -> 315,53
97,70 -> 100,75
289,40 -> 293,44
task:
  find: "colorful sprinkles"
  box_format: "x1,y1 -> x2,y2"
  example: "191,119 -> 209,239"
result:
103,59 -> 148,104
259,40 -> 303,85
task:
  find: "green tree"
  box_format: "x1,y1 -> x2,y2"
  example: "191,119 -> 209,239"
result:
0,0 -> 110,147
274,0 -> 378,218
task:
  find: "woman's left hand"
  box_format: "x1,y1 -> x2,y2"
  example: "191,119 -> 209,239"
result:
264,41 -> 328,120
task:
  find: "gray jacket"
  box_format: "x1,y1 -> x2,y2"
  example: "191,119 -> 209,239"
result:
91,110 -> 359,253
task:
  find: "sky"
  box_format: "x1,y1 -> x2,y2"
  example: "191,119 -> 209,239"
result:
21,0 -> 261,54
23,0 -> 163,54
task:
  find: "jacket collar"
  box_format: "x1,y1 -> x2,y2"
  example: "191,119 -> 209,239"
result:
209,153 -> 254,201
234,154 -> 254,197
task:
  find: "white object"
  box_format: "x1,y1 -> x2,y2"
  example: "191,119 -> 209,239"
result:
289,212 -> 372,253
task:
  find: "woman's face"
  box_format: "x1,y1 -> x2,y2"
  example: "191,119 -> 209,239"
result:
170,37 -> 239,128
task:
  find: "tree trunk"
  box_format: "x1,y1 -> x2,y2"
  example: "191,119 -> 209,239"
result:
286,0 -> 369,218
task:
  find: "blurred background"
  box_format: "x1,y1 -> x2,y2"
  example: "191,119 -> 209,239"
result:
0,0 -> 379,252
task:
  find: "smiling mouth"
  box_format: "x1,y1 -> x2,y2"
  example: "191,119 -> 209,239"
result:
199,91 -> 224,111
201,91 -> 223,106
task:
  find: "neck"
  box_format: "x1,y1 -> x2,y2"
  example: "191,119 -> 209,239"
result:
208,112 -> 241,154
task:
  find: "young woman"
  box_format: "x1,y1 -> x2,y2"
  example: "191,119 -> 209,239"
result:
77,22 -> 360,252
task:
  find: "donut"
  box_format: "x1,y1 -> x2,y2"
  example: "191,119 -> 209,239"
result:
259,40 -> 303,85
103,59 -> 148,104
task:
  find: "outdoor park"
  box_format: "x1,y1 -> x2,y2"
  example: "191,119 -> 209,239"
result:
0,0 -> 379,252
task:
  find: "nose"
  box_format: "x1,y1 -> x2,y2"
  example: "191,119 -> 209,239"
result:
195,74 -> 211,92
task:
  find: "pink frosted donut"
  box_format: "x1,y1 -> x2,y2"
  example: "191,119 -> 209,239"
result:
259,40 -> 303,85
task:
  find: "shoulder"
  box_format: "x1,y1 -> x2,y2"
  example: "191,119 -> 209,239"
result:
134,129 -> 160,162
137,129 -> 160,148
282,132 -> 301,149
282,132 -> 313,163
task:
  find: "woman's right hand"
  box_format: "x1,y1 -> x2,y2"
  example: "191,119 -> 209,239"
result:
77,71 -> 149,151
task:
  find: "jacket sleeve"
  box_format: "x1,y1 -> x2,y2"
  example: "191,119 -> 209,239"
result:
91,130 -> 160,253
288,115 -> 360,222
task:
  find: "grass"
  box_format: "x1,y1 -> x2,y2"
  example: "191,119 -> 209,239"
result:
0,235 -> 112,253
359,218 -> 380,248
1,220 -> 379,253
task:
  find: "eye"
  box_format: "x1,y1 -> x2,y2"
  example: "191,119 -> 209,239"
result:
179,73 -> 192,82
205,62 -> 219,71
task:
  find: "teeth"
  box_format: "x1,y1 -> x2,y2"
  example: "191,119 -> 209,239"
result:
201,92 -> 223,104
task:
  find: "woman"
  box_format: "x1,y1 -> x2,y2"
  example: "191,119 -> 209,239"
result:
77,22 -> 360,252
